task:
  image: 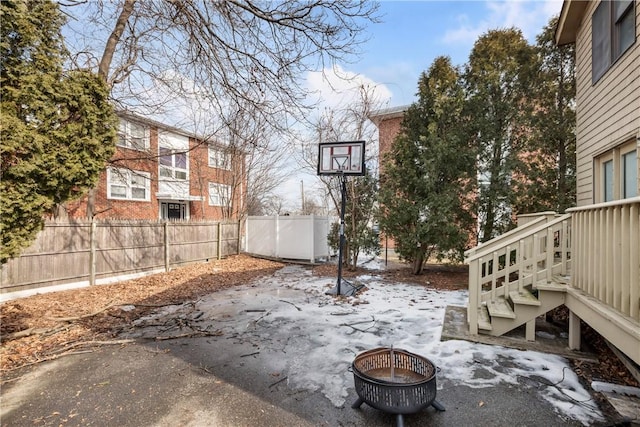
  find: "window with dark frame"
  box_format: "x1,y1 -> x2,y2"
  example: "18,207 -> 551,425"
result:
159,147 -> 188,180
592,0 -> 635,83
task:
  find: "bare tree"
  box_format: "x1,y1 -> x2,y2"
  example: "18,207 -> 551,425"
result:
296,83 -> 385,268
62,0 -> 378,218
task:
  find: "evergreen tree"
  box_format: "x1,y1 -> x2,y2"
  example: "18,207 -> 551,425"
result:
378,57 -> 475,274
464,29 -> 536,242
1,0 -> 117,263
513,17 -> 576,214
327,171 -> 380,269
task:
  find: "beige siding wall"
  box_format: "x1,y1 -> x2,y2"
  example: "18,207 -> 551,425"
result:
574,2 -> 640,206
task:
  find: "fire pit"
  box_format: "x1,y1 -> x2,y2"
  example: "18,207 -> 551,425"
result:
351,347 -> 444,427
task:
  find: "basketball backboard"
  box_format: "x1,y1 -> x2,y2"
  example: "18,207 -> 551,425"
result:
317,141 -> 366,176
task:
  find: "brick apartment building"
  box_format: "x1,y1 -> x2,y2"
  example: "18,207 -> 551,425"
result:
369,105 -> 479,250
64,112 -> 245,221
368,105 -> 408,169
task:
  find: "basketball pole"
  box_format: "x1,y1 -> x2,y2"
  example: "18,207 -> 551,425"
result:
336,171 -> 347,295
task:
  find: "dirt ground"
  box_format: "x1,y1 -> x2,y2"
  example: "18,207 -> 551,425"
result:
1,254 -> 637,394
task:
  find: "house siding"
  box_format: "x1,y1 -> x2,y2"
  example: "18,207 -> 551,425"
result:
574,1 -> 640,206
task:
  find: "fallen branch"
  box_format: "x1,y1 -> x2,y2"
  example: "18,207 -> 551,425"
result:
152,329 -> 222,341
46,300 -> 119,322
3,327 -> 52,341
241,351 -> 260,358
269,376 -> 288,388
279,300 -> 302,311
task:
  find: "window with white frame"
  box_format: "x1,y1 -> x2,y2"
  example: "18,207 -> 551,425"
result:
117,119 -> 149,151
208,182 -> 231,206
159,146 -> 188,180
595,139 -> 638,202
622,149 -> 638,198
592,0 -> 636,83
208,146 -> 231,170
107,168 -> 150,201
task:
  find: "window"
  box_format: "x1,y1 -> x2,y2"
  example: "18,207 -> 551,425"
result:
622,150 -> 638,198
107,168 -> 150,201
595,140 -> 638,202
208,146 -> 231,170
118,119 -> 149,150
208,183 -> 231,206
603,160 -> 614,202
159,147 -> 188,180
592,0 -> 635,83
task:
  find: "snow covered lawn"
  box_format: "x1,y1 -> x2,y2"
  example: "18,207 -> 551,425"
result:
133,264 -> 604,426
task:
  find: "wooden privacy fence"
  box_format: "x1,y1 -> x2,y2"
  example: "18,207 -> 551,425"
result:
1,220 -> 241,294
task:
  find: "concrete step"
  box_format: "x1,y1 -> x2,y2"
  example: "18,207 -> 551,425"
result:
487,296 -> 516,319
509,288 -> 541,306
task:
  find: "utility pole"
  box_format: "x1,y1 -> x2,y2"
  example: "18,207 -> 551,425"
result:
300,180 -> 305,214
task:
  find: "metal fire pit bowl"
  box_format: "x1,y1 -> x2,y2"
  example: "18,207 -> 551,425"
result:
351,347 -> 444,427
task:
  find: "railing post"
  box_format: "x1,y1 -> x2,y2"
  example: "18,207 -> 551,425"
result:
630,202 -> 639,320
546,227 -> 553,282
491,251 -> 498,300
561,220 -> 568,275
504,245 -> 511,297
533,233 -> 540,284
518,239 -> 525,292
468,260 -> 479,335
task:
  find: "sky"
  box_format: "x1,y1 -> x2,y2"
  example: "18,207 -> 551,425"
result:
131,262 -> 604,426
280,0 -> 564,208
355,0 -> 562,107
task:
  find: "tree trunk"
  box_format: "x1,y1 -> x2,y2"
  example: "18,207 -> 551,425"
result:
412,249 -> 425,275
99,0 -> 136,82
86,0 -> 136,220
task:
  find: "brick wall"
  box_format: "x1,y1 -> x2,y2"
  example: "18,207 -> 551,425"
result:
64,117 -> 245,221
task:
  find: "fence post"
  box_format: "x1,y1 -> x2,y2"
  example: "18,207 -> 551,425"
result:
217,222 -> 222,260
275,215 -> 280,258
237,219 -> 241,255
309,214 -> 315,263
90,221 -> 96,286
164,222 -> 169,272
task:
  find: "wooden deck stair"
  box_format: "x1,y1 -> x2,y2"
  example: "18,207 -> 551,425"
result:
465,213 -> 573,341
478,276 -> 569,339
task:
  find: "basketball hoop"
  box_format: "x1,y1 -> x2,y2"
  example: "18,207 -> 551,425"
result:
317,141 -> 367,296
317,141 -> 365,176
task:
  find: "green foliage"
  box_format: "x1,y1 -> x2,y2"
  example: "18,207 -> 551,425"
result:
513,16 -> 576,214
327,172 -> 380,269
378,56 -> 475,274
1,0 -> 117,263
464,28 -> 537,242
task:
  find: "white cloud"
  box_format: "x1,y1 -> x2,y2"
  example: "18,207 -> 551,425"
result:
443,0 -> 562,45
305,65 -> 393,112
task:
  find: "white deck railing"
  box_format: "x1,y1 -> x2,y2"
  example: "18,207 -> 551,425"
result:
567,197 -> 640,322
466,213 -> 572,334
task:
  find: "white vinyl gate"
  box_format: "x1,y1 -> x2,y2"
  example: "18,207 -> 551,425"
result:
245,215 -> 330,263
